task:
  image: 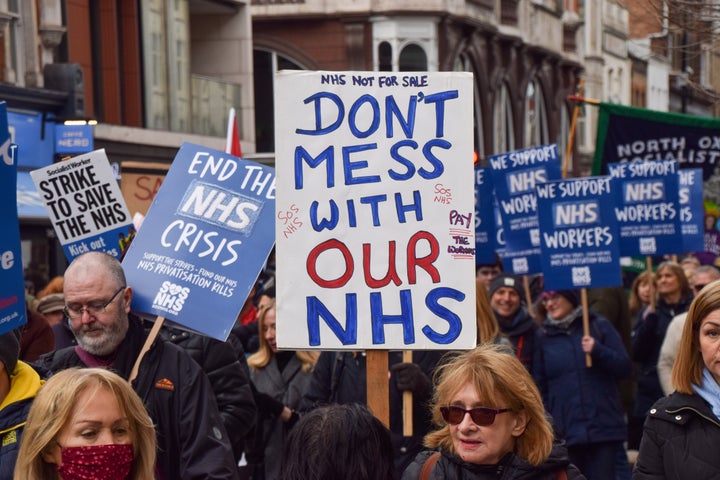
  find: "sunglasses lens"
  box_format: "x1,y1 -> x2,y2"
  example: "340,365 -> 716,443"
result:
469,408 -> 495,426
440,406 -> 465,425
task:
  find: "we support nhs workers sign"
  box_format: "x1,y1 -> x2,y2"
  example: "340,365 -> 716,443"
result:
474,167 -> 502,265
0,102 -> 26,335
537,177 -> 621,291
274,71 -> 476,351
608,160 -> 682,257
488,144 -> 562,275
30,150 -> 132,261
122,143 -> 275,341
679,168 -> 704,253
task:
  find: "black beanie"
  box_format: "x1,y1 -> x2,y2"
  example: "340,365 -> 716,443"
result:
489,273 -> 522,298
0,329 -> 20,378
546,290 -> 580,308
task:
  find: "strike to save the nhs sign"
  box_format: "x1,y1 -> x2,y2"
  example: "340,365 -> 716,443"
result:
122,143 -> 276,341
274,71 -> 477,351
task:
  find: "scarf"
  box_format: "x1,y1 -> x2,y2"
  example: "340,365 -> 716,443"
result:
545,306 -> 582,330
693,367 -> 720,420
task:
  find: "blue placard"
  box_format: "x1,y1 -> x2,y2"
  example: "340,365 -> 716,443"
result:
474,166 -> 500,264
8,111 -> 54,168
488,144 -> 562,275
537,177 -> 621,290
122,142 -> 276,341
608,160 -> 682,257
0,102 -> 27,335
679,168 -> 704,254
55,124 -> 94,154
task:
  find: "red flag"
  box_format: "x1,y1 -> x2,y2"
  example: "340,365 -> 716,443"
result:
225,107 -> 243,157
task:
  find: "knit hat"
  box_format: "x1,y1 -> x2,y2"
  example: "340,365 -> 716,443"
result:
36,293 -> 65,314
0,329 -> 20,378
543,290 -> 580,308
489,273 -> 522,298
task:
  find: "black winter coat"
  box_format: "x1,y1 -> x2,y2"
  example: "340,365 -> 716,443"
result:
633,391 -> 720,479
36,315 -> 239,480
158,324 -> 257,461
632,295 -> 692,418
494,307 -> 539,374
401,444 -> 586,480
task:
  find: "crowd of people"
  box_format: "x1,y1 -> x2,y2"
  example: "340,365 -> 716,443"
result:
2,250 -> 720,479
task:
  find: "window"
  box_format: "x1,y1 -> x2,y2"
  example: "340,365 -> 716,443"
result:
378,42 -> 392,72
523,79 -> 549,147
493,83 -> 515,153
454,54 -> 485,164
398,43 -> 427,71
253,49 -> 304,153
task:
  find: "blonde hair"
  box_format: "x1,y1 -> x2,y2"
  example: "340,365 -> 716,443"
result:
248,299 -> 318,373
424,344 -> 553,466
476,282 -> 502,344
672,279 -> 720,393
14,368 -> 156,480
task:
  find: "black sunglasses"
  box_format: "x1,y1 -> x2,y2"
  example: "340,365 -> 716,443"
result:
439,405 -> 510,426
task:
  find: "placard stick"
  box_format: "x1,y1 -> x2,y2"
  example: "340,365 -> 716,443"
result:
523,275 -> 535,318
646,256 -> 656,311
563,78 -> 584,180
580,289 -> 592,367
366,350 -> 390,428
402,350 -> 413,437
129,316 -> 165,384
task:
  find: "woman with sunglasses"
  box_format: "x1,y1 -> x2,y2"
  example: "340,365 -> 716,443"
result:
402,343 -> 585,480
533,289 -> 631,480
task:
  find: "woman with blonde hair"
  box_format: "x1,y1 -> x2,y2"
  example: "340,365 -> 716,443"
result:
247,298 -> 319,479
14,368 -> 156,480
402,343 -> 585,479
633,280 -> 720,478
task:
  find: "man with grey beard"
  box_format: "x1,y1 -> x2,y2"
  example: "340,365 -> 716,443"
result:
36,251 -> 239,479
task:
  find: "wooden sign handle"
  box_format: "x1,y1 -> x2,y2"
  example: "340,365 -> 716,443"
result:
366,350 -> 390,428
129,315 -> 165,384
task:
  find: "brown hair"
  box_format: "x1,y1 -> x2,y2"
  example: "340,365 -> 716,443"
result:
629,270 -> 655,318
476,282 -> 502,344
672,279 -> 720,393
423,344 -> 553,465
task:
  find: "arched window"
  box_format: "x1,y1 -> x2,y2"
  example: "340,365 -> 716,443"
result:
454,54 -> 485,164
493,83 -> 515,153
398,44 -> 427,71
253,49 -> 304,153
378,42 -> 392,72
523,79 -> 549,147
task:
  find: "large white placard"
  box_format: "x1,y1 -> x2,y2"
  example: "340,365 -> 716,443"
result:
275,71 -> 476,350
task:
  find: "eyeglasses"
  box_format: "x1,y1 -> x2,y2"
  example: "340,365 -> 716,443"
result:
63,286 -> 126,319
439,405 -> 510,426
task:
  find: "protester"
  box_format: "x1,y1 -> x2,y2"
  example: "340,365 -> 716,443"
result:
0,329 -> 44,480
632,280 -> 720,478
14,367 -> 156,480
158,320 -> 257,463
403,343 -> 585,479
628,271 -> 655,322
533,289 -> 631,480
18,306 -> 54,362
475,259 -> 502,291
298,347 -> 442,476
657,265 -> 720,395
280,403 -> 394,480
246,298 -> 318,479
488,272 -> 539,372
35,293 -> 65,327
475,282 -> 510,346
630,261 -> 692,449
35,251 -> 239,479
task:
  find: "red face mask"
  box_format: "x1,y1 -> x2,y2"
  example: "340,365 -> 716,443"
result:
56,444 -> 133,480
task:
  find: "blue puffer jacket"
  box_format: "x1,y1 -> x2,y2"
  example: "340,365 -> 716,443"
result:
533,312 -> 631,446
0,362 -> 43,480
